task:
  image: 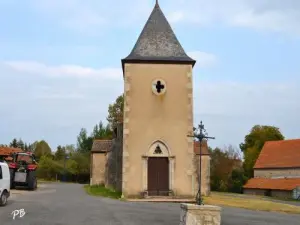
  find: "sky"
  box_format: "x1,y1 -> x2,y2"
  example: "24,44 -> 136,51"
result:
0,0 -> 299,151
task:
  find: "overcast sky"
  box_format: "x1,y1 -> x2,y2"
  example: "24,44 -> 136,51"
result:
0,0 -> 299,150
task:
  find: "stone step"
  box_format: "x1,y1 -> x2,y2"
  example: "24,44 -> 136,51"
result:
127,198 -> 195,203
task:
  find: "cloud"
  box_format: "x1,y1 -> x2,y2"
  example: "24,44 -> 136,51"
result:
167,0 -> 300,36
0,59 -> 299,149
29,0 -> 105,33
193,81 -> 300,148
28,0 -> 152,33
167,11 -> 185,23
187,51 -> 217,68
23,0 -> 300,36
0,61 -> 123,148
3,61 -> 122,80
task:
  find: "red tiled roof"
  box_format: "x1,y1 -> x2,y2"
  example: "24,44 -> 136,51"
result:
0,147 -> 23,156
243,178 -> 300,191
254,139 -> 300,169
194,141 -> 210,155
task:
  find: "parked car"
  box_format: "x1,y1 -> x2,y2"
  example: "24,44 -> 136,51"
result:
0,161 -> 10,206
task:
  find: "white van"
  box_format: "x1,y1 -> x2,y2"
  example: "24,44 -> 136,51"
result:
0,161 -> 10,206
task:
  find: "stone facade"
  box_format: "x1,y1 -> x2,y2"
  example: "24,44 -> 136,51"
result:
243,188 -> 292,199
90,127 -> 211,198
90,153 -> 106,185
121,63 -> 196,198
254,168 -> 300,178
180,203 -> 221,225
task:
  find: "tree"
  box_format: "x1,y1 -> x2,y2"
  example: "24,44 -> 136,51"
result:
76,128 -> 93,153
54,145 -> 66,161
34,140 -> 52,158
28,141 -> 38,153
228,168 -> 247,193
71,151 -> 90,175
36,155 -> 63,180
24,143 -> 29,151
9,138 -> 18,148
16,139 -> 25,150
91,121 -> 112,140
240,125 -> 284,178
210,145 -> 243,192
107,94 -> 124,129
65,144 -> 76,155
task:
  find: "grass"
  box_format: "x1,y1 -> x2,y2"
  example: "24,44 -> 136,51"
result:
84,184 -> 122,199
204,192 -> 300,214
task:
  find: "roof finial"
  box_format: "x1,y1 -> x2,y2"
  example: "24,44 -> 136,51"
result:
155,0 -> 159,6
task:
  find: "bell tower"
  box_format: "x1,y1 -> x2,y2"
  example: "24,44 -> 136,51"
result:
121,1 -> 196,198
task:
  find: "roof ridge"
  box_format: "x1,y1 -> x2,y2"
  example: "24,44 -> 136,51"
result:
266,138 -> 300,143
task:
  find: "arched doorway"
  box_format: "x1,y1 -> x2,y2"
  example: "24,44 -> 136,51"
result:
145,141 -> 172,196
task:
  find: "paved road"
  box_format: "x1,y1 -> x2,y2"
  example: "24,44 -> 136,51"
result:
0,183 -> 300,225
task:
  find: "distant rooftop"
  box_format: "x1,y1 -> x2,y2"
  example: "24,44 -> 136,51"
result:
254,139 -> 300,169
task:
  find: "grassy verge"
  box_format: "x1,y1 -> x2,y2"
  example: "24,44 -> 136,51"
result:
84,185 -> 122,199
204,192 -> 300,214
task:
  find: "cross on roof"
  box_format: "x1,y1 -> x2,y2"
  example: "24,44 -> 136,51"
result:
155,80 -> 165,93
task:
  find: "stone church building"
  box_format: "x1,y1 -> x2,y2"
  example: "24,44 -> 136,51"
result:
90,1 -> 211,199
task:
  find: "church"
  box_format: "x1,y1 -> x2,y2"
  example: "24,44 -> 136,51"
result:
90,1 -> 211,199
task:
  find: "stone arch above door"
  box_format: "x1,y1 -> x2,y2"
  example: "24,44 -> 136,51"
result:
147,140 -> 170,157
142,140 -> 175,196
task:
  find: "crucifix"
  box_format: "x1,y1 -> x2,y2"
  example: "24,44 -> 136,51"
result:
155,80 -> 165,93
187,121 -> 215,205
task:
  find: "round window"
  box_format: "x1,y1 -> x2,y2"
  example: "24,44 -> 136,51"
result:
152,79 -> 166,95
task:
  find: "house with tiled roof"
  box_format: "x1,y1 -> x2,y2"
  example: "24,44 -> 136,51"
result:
243,139 -> 300,199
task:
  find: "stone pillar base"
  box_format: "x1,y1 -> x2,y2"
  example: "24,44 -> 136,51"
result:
180,203 -> 221,225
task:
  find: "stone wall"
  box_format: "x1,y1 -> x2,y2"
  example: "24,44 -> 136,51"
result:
90,153 -> 107,185
254,168 -> 300,178
194,155 -> 211,196
243,188 -> 292,199
180,203 -> 221,225
243,188 -> 267,196
271,190 -> 292,199
105,123 -> 123,192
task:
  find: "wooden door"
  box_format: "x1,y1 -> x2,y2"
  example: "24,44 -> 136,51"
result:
147,157 -> 169,196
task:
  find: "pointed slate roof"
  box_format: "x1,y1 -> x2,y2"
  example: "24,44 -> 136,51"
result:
122,2 -> 196,71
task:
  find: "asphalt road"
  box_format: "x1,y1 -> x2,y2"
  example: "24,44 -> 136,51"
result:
0,183 -> 300,225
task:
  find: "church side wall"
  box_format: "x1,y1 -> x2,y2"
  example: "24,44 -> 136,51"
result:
105,139 -> 123,192
105,124 -> 123,192
122,63 -> 195,198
